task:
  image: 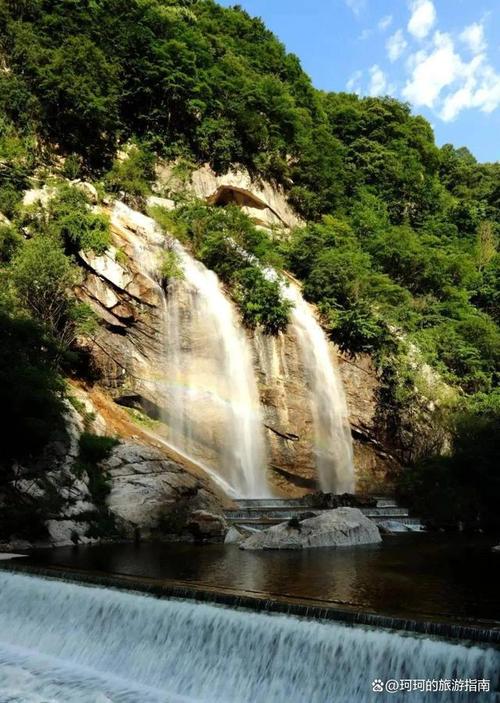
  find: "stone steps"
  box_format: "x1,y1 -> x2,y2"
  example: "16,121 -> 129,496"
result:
226,507 -> 409,519
224,497 -> 423,532
233,496 -> 399,510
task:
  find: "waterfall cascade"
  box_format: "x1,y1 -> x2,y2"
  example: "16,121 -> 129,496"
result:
282,282 -> 355,493
0,572 -> 497,703
161,244 -> 270,498
112,203 -> 354,497
113,203 -> 269,498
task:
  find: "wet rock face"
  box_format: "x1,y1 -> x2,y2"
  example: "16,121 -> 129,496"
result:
76,204 -> 166,410
240,507 -> 381,550
252,330 -> 318,494
337,354 -> 401,493
75,197 -> 444,498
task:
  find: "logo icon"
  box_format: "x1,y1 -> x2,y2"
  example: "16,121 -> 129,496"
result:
372,679 -> 384,692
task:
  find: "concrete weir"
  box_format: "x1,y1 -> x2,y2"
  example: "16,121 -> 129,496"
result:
0,567 -> 497,702
1,561 -> 499,646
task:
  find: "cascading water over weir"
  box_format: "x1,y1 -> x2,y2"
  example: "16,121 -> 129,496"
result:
0,572 -> 498,703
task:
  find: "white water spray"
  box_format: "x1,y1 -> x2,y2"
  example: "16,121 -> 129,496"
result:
162,246 -> 269,498
283,282 -> 355,493
0,572 -> 497,703
113,203 -> 269,498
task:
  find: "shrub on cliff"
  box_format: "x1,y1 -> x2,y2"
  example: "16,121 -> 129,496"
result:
233,267 -> 292,335
48,185 -> 111,255
105,144 -> 155,202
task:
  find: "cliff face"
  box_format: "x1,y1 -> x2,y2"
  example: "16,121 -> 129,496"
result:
69,202 -> 386,497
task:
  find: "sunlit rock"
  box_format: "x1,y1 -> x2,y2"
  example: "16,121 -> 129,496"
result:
240,507 -> 381,550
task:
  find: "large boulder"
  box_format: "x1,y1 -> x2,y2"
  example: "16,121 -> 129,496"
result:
240,507 -> 381,550
104,442 -> 223,540
224,525 -> 260,545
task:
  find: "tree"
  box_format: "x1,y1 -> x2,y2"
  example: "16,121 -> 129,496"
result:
10,236 -> 81,349
0,309 -> 66,474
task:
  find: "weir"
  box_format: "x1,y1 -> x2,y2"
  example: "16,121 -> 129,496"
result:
0,571 -> 498,703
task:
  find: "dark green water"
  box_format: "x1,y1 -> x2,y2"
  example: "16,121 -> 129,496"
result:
25,533 -> 500,628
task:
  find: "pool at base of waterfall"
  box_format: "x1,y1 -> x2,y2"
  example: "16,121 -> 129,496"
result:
0,570 -> 498,703
22,533 -> 500,628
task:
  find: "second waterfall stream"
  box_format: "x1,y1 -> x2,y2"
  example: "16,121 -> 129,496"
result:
284,282 -> 355,494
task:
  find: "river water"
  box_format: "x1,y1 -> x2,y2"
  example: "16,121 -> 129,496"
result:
24,533 -> 500,627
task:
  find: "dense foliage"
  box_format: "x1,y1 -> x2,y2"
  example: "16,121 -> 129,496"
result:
0,180 -> 107,492
0,0 -> 498,527
398,392 -> 500,529
151,202 -> 293,334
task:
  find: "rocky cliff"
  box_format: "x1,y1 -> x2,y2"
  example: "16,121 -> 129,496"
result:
1,168 -> 453,550
70,170 -> 430,497
0,382 -> 227,551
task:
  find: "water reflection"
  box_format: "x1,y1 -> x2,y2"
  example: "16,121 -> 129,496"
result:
27,534 -> 500,626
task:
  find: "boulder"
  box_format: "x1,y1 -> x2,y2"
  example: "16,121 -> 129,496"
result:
71,180 -> 98,203
378,519 -> 424,534
103,443 -> 223,539
224,525 -> 260,545
147,195 -> 175,211
240,507 -> 381,550
46,519 -> 95,547
22,185 -> 55,208
187,510 -> 228,541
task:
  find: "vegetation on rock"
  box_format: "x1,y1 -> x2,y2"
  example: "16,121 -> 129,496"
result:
153,202 -> 293,334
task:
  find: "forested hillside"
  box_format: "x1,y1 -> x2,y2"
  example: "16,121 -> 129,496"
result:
0,0 -> 498,527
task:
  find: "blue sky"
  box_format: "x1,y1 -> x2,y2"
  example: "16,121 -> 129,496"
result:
217,0 -> 500,163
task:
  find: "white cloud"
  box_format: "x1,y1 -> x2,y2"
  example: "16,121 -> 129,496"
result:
378,15 -> 393,31
358,28 -> 373,41
344,0 -> 366,16
402,32 -> 462,107
407,0 -> 436,39
440,60 -> 500,121
344,1 -> 500,123
402,30 -> 500,121
368,65 -> 389,96
459,22 -> 486,53
346,70 -> 363,94
386,29 -> 407,62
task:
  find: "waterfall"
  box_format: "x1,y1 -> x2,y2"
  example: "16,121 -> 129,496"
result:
161,245 -> 269,499
112,203 -> 269,498
0,572 -> 498,703
282,282 -> 355,494
111,202 -> 353,496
